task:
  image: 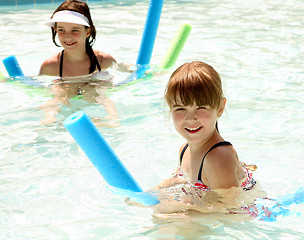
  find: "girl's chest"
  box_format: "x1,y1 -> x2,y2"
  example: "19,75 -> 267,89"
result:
181,154 -> 204,184
63,61 -> 91,77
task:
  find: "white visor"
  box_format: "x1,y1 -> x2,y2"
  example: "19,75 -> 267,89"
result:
45,10 -> 90,28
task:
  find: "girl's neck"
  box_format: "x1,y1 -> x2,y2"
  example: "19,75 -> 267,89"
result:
64,47 -> 88,62
188,129 -> 223,154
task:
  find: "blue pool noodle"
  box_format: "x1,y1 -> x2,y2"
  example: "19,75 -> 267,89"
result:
63,111 -> 159,205
251,187 -> 304,222
277,187 -> 304,206
136,0 -> 163,66
2,55 -> 24,77
63,111 -> 142,192
115,0 -> 163,86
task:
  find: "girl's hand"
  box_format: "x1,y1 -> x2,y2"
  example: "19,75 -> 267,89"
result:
152,175 -> 188,191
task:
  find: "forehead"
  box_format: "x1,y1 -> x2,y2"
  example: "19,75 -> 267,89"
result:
56,22 -> 85,29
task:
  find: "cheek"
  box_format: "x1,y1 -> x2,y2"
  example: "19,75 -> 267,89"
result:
172,111 -> 185,123
197,109 -> 218,119
71,32 -> 82,39
196,111 -> 211,120
57,32 -> 64,38
198,111 -> 218,127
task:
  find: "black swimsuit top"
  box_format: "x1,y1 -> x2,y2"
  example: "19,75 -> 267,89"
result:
59,50 -> 101,77
179,141 -> 232,182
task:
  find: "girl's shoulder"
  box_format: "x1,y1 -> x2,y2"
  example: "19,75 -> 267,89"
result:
43,53 -> 61,65
93,50 -> 117,69
204,145 -> 239,170
203,144 -> 242,189
39,52 -> 61,76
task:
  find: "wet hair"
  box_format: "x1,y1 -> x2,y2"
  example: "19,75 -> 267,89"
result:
165,61 -> 224,110
50,0 -> 98,73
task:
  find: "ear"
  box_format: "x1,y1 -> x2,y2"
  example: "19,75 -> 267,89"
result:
86,27 -> 92,38
217,97 -> 226,117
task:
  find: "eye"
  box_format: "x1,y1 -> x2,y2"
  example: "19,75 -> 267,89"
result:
57,29 -> 64,33
173,107 -> 185,112
72,29 -> 80,33
197,106 -> 207,110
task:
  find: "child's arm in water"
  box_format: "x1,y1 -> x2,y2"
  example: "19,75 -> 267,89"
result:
152,168 -> 188,191
40,80 -> 120,127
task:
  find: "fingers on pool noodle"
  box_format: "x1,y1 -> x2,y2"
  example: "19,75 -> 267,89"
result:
63,111 -> 143,192
2,55 -> 24,77
114,64 -> 150,87
159,24 -> 192,69
136,0 -> 164,66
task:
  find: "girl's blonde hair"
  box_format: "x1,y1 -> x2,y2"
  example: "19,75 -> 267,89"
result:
165,61 -> 224,110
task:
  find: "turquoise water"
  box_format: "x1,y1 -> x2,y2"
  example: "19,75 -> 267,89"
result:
1,0 -> 304,238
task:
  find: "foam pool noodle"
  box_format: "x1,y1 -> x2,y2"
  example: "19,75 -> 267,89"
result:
136,0 -> 164,67
114,0 -> 163,86
0,70 -> 4,80
251,188 -> 304,222
2,55 -> 24,77
159,23 -> 192,69
277,187 -> 304,206
63,111 -> 159,206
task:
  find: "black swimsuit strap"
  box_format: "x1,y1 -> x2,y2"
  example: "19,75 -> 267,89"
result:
59,50 -> 101,77
179,143 -> 189,165
197,141 -> 232,182
179,141 -> 232,182
59,50 -> 64,77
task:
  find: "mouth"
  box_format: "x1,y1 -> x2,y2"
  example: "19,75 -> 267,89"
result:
185,126 -> 202,134
64,41 -> 76,46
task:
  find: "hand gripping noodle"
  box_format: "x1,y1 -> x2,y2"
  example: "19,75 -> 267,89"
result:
63,111 -> 159,206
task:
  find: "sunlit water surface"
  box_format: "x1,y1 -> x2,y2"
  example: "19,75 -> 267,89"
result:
0,0 -> 304,239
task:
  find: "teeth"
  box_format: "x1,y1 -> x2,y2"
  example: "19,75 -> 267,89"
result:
65,42 -> 75,46
186,126 -> 201,131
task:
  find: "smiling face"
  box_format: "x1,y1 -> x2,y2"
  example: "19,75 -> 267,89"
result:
55,22 -> 90,51
165,61 -> 226,145
171,98 -> 225,145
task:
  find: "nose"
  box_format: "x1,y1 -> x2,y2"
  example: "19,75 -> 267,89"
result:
186,111 -> 197,121
63,32 -> 72,40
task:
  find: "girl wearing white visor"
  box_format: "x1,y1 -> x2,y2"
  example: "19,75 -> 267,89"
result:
39,0 -> 123,127
40,0 -> 119,77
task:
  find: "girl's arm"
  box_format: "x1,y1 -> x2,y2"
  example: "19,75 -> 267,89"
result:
95,51 -> 133,72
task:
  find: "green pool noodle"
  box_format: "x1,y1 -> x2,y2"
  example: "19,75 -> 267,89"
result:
0,70 -> 4,80
159,23 -> 192,69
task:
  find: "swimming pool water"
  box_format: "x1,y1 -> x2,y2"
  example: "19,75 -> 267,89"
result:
1,0 -> 304,239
